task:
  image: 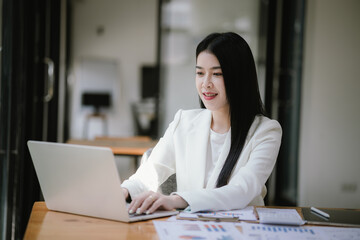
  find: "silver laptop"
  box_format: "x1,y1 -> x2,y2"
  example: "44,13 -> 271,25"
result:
27,140 -> 178,222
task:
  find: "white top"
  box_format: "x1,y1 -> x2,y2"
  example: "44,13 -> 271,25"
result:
122,109 -> 282,212
204,129 -> 229,185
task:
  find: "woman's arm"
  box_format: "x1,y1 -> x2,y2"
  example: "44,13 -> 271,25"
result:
121,110 -> 183,200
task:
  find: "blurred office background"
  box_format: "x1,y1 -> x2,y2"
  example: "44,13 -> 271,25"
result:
1,0 -> 359,239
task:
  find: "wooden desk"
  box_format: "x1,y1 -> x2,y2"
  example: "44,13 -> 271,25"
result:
67,138 -> 158,157
24,202 -> 308,240
25,202 -> 360,240
24,202 -> 162,240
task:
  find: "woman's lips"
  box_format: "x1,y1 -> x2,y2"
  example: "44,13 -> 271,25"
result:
203,92 -> 218,100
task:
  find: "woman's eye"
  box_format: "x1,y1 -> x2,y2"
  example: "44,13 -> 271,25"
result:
196,72 -> 204,76
214,72 -> 223,76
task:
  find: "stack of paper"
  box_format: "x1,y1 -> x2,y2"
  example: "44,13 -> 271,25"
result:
176,206 -> 257,222
256,208 -> 306,226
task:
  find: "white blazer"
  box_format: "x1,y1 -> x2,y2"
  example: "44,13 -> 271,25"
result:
122,109 -> 282,212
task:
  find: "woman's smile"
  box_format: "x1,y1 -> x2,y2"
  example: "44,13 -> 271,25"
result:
203,92 -> 218,100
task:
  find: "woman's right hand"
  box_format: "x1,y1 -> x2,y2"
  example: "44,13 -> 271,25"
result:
121,187 -> 129,200
127,191 -> 188,215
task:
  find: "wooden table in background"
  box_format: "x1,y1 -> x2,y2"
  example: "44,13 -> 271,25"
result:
67,137 -> 158,157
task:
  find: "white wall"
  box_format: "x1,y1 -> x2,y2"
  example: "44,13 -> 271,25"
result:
68,0 -> 157,180
299,0 -> 360,208
69,0 -> 157,139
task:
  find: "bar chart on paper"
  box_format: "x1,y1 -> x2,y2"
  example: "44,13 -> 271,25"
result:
249,224 -> 315,234
204,224 -> 230,233
239,222 -> 319,240
153,221 -> 241,240
238,222 -> 360,240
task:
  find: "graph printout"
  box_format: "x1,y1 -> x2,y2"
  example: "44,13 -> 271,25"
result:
238,222 -> 360,240
153,220 -> 243,240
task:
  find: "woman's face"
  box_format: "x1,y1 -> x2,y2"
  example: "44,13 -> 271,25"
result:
196,51 -> 229,115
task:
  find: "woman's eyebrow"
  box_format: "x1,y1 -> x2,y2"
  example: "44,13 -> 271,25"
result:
196,66 -> 221,69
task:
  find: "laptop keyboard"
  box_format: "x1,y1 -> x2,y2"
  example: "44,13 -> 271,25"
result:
129,212 -> 150,218
126,204 -> 153,218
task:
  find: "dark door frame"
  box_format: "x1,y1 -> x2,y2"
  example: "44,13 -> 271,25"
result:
0,0 -> 61,239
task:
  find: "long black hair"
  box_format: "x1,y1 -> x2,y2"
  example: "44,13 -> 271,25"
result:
196,32 -> 266,187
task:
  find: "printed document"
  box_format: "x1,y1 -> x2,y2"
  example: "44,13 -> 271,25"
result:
154,220 -> 243,240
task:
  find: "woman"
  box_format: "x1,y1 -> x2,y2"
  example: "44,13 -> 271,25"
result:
121,32 -> 282,214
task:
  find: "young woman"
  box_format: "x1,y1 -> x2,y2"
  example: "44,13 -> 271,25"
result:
121,32 -> 282,214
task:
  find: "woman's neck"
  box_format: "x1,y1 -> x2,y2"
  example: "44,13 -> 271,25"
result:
211,110 -> 230,134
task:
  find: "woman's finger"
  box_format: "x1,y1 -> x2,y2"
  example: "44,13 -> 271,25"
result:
128,198 -> 142,214
128,191 -> 155,214
147,196 -> 173,214
137,194 -> 158,214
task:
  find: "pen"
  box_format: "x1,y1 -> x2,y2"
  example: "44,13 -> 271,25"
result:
310,207 -> 330,218
197,215 -> 239,222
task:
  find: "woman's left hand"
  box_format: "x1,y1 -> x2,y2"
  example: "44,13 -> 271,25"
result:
128,191 -> 188,215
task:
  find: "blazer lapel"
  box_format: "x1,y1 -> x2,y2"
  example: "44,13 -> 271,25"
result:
184,110 -> 212,190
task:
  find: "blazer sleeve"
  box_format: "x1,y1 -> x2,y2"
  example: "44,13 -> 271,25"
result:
121,110 -> 182,199
175,119 -> 282,212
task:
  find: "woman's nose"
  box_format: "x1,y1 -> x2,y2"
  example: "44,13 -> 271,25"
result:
203,75 -> 213,88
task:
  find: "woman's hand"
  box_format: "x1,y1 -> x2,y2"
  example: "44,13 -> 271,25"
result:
128,191 -> 188,215
121,187 -> 129,200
